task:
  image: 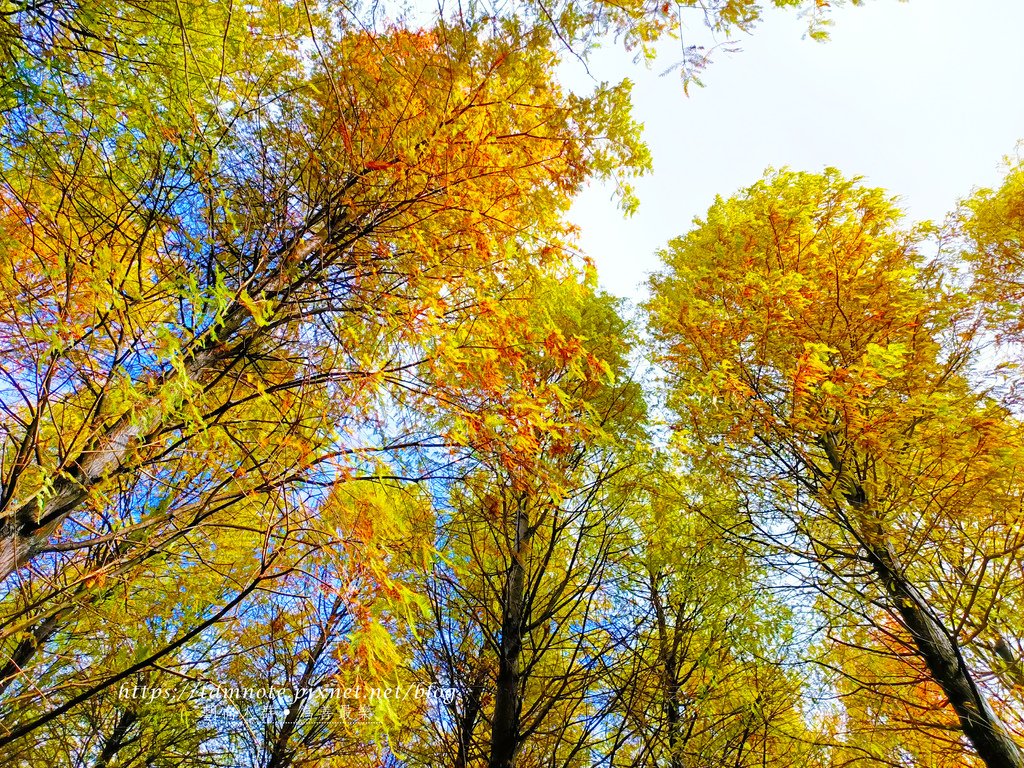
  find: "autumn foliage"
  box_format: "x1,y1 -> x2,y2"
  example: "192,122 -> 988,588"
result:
0,1 -> 1022,767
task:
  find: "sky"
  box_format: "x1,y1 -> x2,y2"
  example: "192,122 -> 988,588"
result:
564,0 -> 1024,302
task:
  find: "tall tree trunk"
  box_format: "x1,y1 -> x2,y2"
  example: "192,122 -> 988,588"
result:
0,307 -> 255,579
0,610 -> 60,696
0,218 -> 345,579
489,496 -> 532,768
649,571 -> 686,768
265,594 -> 347,768
864,533 -> 1024,768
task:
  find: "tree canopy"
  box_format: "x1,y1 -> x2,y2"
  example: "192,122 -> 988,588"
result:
2,1 -> 1024,767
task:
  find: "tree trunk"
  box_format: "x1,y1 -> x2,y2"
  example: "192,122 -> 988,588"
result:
649,570 -> 686,768
0,225 -> 337,579
489,496 -> 532,768
0,611 -> 60,696
455,660 -> 488,768
865,534 -> 1024,768
0,307 -> 255,579
992,636 -> 1024,690
819,434 -> 1024,768
265,594 -> 347,768
92,708 -> 138,768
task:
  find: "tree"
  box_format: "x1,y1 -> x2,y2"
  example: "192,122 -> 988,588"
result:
0,18 -> 650,577
957,158 -> 1024,398
403,277 -> 827,768
953,156 -> 1024,734
601,469 -> 829,768
646,168 -> 1024,768
404,278 -> 649,768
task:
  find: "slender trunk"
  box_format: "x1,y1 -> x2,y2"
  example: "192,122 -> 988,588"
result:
0,570 -> 268,749
649,571 -> 685,768
265,594 -> 347,768
0,552 -> 126,696
0,611 -> 61,696
92,708 -> 138,768
489,497 -> 531,768
992,636 -> 1024,690
455,661 -> 488,768
0,529 -> 184,695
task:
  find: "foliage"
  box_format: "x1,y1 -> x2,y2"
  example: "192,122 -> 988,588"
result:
5,2 -> 1020,768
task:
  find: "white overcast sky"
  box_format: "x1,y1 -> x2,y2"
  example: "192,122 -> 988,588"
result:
564,0 -> 1024,301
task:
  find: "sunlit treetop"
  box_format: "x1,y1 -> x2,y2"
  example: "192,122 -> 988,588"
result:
958,159 -> 1024,348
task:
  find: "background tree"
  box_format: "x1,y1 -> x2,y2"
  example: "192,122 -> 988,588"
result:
602,470 -> 827,768
404,278 -> 648,768
953,158 -> 1024,733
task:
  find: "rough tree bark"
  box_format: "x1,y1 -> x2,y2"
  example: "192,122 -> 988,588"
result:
865,532 -> 1024,768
